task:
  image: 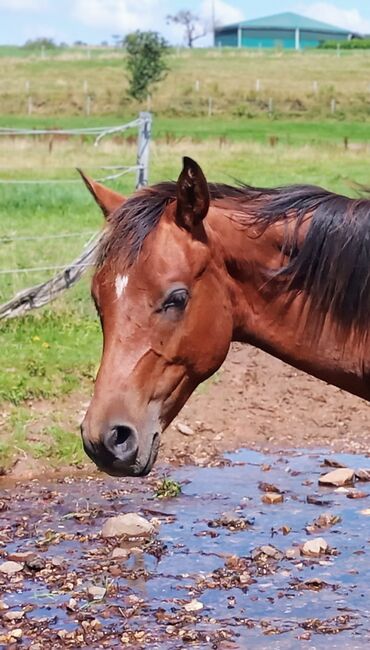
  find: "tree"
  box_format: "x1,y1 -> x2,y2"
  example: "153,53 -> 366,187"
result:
167,10 -> 207,48
23,37 -> 58,50
123,31 -> 169,102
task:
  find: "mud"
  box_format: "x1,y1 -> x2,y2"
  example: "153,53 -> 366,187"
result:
0,448 -> 370,648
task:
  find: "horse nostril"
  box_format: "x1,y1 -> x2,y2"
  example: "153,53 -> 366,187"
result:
114,425 -> 132,447
104,424 -> 138,465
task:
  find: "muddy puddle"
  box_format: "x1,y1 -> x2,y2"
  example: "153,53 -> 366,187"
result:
0,448 -> 370,649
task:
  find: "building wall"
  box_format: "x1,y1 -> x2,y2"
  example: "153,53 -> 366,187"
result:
215,27 -> 349,48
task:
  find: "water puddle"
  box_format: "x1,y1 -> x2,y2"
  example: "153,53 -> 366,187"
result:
0,448 -> 369,648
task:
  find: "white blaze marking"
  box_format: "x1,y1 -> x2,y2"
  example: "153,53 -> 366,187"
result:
115,274 -> 128,299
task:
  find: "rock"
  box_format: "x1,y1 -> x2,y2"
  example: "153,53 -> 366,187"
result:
111,547 -> 130,560
67,598 -> 77,611
355,469 -> 370,482
259,545 -> 283,560
10,629 -> 23,640
26,556 -> 46,571
102,513 -> 155,538
184,599 -> 203,612
286,547 -> 300,560
262,492 -> 284,504
8,551 -> 36,563
305,512 -> 341,534
346,490 -> 368,499
176,422 -> 194,436
318,468 -> 354,487
239,571 -> 251,585
360,508 -> 370,516
302,537 -> 329,556
0,561 -> 23,575
88,586 -> 106,600
4,610 -> 25,621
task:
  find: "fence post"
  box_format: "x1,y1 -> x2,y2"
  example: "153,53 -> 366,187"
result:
136,112 -> 152,189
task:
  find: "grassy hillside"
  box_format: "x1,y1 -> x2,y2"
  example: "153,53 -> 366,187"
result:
0,46 -> 370,120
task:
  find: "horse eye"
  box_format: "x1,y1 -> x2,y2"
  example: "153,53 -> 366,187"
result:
163,288 -> 189,312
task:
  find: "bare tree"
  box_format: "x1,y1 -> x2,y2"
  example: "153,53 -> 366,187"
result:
167,10 -> 207,48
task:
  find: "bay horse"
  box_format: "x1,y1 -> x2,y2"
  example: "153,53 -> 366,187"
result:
80,157 -> 370,477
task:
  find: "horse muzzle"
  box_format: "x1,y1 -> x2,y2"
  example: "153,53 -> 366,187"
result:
81,422 -> 160,477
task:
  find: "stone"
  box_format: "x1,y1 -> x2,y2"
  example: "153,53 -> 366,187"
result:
101,513 -> 154,538
111,547 -> 130,560
26,556 -> 46,571
4,610 -> 25,621
302,537 -> 329,556
262,492 -> 284,504
184,599 -> 203,612
355,469 -> 370,481
285,547 -> 300,560
318,468 -> 355,487
0,561 -> 23,575
346,490 -> 368,499
88,586 -> 106,600
10,629 -> 23,640
67,598 -> 77,611
8,551 -> 35,563
176,422 -> 194,436
259,545 -> 283,560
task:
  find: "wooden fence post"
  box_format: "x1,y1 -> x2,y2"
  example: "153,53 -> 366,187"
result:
136,112 -> 152,189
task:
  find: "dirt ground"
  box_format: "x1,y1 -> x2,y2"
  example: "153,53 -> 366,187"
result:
164,343 -> 370,466
5,343 -> 370,480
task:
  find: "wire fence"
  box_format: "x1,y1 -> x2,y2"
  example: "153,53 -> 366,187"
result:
0,112 -> 152,318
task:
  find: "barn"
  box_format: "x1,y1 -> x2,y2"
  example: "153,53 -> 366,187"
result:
214,12 -> 356,50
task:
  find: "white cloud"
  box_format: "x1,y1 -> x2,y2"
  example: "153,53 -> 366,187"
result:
201,0 -> 244,28
72,0 -> 158,33
0,0 -> 47,9
296,3 -> 370,34
72,0 -> 244,42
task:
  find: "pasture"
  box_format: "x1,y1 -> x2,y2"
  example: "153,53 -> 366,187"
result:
0,46 -> 370,647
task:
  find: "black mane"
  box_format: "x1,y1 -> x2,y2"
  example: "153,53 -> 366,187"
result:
99,180 -> 370,336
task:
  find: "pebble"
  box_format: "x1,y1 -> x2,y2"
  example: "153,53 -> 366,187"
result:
4,610 -> 25,622
262,492 -> 284,504
26,556 -> 46,571
111,547 -> 130,559
184,599 -> 203,612
101,513 -> 155,538
0,561 -> 23,575
286,547 -> 300,560
302,537 -> 329,556
176,422 -> 194,436
319,468 -> 354,487
88,585 -> 106,600
259,545 -> 283,560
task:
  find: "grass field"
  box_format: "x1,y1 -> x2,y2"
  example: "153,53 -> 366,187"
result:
1,46 -> 370,119
1,45 -> 370,469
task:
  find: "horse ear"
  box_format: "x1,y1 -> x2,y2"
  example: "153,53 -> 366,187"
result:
77,169 -> 126,218
176,157 -> 210,231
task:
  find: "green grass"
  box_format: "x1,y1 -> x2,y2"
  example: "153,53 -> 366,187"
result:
155,477 -> 182,499
0,46 -> 370,119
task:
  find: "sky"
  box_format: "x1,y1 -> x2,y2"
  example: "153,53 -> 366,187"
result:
1,0 -> 370,46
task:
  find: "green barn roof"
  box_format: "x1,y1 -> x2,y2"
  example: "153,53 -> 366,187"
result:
220,12 -> 350,34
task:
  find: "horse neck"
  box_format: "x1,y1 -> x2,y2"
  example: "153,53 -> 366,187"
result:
207,204 -> 370,400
